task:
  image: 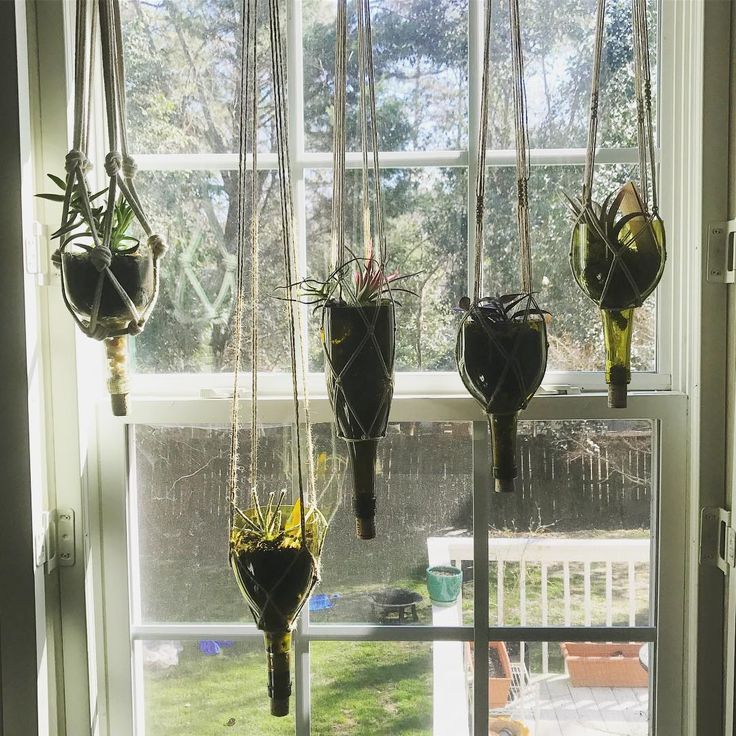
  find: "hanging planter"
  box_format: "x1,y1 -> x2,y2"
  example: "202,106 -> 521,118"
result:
228,0 -> 328,716
456,0 -> 549,492
564,0 -> 664,408
456,295 -> 548,492
294,254 -> 412,539
40,0 -> 166,416
565,183 -> 665,408
287,0 -> 411,539
230,496 -> 327,716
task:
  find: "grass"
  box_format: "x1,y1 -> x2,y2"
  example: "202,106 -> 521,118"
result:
145,640 -> 432,735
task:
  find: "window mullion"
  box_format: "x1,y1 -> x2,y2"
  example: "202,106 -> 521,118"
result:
471,421 -> 490,736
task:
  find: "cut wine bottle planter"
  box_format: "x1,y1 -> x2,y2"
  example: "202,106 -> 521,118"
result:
230,502 -> 327,716
61,245 -> 156,415
456,296 -> 548,492
567,183 -> 665,408
322,301 -> 395,539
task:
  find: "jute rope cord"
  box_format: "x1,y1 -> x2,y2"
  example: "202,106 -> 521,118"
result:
582,0 -> 657,212
322,0 -> 395,448
575,0 -> 660,309
58,0 -> 166,341
472,0 -> 534,302
228,0 -> 316,549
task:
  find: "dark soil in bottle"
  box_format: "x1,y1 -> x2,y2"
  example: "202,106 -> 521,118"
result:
455,314 -> 547,415
230,545 -> 318,632
61,247 -> 154,325
322,301 -> 395,441
571,217 -> 665,310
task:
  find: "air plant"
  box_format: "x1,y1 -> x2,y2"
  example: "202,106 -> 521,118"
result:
37,173 -> 140,257
459,292 -> 550,324
287,244 -> 417,310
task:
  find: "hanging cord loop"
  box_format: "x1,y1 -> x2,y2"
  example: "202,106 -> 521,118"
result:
228,0 -> 316,550
471,0 -> 534,299
582,0 -> 657,212
56,0 -> 166,341
330,0 -> 387,271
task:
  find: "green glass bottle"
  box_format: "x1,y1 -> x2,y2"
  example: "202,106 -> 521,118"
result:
567,182 -> 665,408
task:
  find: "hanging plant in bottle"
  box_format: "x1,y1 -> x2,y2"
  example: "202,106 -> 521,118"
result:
41,0 -> 166,416
456,0 -> 549,492
228,0 -> 327,717
290,0 -> 407,539
563,0 -> 665,408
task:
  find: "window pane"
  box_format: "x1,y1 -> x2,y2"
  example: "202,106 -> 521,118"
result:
121,0 -> 276,154
311,642 -> 440,735
131,170 -> 293,373
469,640 -> 651,732
312,422 -> 474,626
132,422 -> 473,626
306,167 -> 468,372
479,420 -> 653,626
138,639 -> 295,735
482,164 -> 655,372
485,0 -> 658,150
303,0 -> 469,152
133,425 -> 293,623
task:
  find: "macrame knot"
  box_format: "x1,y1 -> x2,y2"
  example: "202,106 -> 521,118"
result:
65,149 -> 88,173
517,180 -> 528,208
89,245 -> 112,272
104,151 -> 123,178
122,154 -> 138,180
476,194 -> 484,221
128,320 -> 144,336
148,233 -> 167,258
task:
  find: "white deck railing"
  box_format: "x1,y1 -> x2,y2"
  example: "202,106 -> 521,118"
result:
427,536 -> 650,735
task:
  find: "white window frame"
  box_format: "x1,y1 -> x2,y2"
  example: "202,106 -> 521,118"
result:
24,0 -> 721,734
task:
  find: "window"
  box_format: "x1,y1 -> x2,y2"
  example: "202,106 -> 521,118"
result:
33,0 -> 697,734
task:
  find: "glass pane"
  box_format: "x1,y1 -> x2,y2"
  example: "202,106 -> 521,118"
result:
311,642 -> 449,735
486,0 -> 658,150
121,0 -> 276,154
303,0 -> 469,152
482,164 -> 655,372
131,170 -> 293,373
468,640 -> 651,733
312,422 -> 473,626
305,167 -> 467,372
475,420 -> 654,627
138,639 -> 295,735
133,424 -> 293,623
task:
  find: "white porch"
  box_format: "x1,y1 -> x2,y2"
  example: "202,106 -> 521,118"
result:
427,536 -> 651,736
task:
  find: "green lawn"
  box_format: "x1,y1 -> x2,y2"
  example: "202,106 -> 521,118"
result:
145,641 -> 432,735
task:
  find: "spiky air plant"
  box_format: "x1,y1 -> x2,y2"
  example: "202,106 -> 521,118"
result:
456,292 -> 549,492
565,181 -> 666,408
230,492 -> 327,717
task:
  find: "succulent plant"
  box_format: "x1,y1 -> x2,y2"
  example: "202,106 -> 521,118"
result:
37,173 -> 140,255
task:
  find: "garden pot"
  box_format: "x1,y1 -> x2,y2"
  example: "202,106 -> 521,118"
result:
426,565 -> 462,605
569,182 -> 665,408
61,246 -> 156,416
466,641 -> 513,709
456,310 -> 547,492
322,301 -> 395,539
230,504 -> 327,716
560,641 -> 648,688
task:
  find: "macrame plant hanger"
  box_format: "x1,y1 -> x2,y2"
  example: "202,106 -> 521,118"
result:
322,0 -> 396,540
565,0 -> 665,408
456,0 -> 549,493
227,0 -> 326,718
51,0 -> 166,416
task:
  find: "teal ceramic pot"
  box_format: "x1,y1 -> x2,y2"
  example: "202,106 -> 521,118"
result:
426,565 -> 463,605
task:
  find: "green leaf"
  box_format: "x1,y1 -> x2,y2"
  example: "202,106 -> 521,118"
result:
36,193 -> 66,203
47,173 -> 67,190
